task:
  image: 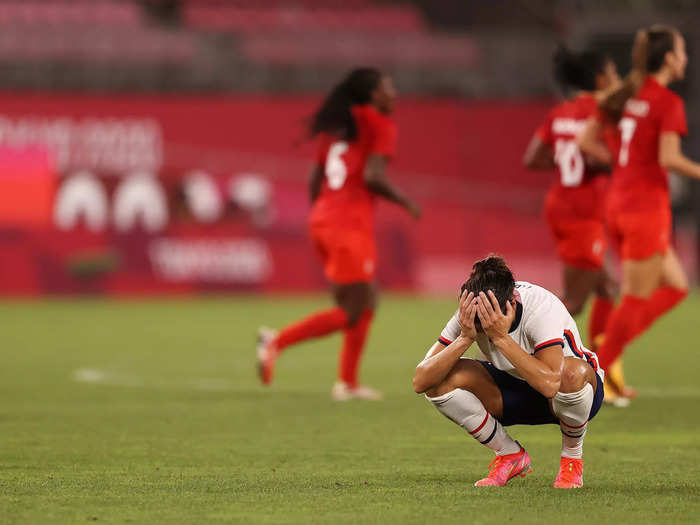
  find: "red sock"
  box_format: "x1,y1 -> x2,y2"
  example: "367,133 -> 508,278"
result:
338,309 -> 374,388
597,295 -> 648,370
274,307 -> 348,352
638,286 -> 687,334
588,296 -> 614,345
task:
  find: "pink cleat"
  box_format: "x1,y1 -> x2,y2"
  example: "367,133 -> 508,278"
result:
553,457 -> 583,489
256,327 -> 278,385
474,443 -> 532,487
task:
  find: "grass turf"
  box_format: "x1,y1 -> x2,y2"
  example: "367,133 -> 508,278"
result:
1,294 -> 699,524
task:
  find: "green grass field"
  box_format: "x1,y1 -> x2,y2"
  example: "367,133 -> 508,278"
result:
1,294 -> 699,524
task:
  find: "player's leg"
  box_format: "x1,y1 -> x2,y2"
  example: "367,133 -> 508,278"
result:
599,249 -> 688,395
551,358 -> 600,488
257,227 -> 353,385
560,264 -> 630,402
597,206 -> 675,370
561,265 -> 600,317
596,253 -> 664,370
425,360 -> 530,486
637,247 -> 688,333
587,267 -> 634,403
589,267 -> 617,344
332,282 -> 381,400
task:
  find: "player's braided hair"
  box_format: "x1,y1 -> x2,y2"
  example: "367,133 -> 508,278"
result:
553,44 -> 610,93
310,68 -> 382,141
461,255 -> 515,313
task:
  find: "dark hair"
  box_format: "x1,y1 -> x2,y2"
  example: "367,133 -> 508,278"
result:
310,68 -> 382,140
646,28 -> 677,72
600,25 -> 678,122
553,45 -> 610,92
460,255 -> 515,315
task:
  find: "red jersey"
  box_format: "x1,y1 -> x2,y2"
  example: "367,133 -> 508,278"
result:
537,93 -> 607,222
309,104 -> 397,232
608,76 -> 687,211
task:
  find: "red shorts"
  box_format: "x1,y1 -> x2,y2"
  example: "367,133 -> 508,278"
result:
546,218 -> 606,270
544,180 -> 607,271
310,225 -> 376,284
606,204 -> 671,260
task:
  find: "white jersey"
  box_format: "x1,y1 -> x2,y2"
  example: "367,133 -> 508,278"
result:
437,281 -> 604,381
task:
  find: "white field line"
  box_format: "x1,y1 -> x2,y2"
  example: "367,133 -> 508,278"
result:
73,367 -> 235,391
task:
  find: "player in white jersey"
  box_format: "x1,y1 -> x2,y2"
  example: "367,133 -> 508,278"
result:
413,256 -> 604,488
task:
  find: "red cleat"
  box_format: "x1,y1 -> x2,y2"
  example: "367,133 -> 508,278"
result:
474,443 -> 532,487
256,327 -> 278,385
553,457 -> 584,489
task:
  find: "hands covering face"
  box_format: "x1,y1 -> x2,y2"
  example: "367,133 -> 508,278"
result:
473,290 -> 516,342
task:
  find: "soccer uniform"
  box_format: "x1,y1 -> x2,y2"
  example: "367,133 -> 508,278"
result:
435,281 -> 604,426
606,76 -> 687,260
536,94 -> 610,270
309,104 -> 397,283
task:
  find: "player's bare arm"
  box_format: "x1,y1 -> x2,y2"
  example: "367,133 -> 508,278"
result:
364,154 -> 421,219
522,135 -> 555,170
413,291 -> 476,393
576,116 -> 613,166
476,291 -> 563,398
659,132 -> 700,179
308,164 -> 324,202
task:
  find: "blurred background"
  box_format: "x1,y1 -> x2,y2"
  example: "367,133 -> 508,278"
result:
1,0 -> 698,296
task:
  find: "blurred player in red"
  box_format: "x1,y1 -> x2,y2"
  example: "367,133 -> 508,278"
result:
523,45 -> 627,399
257,68 -> 421,400
578,26 -> 699,381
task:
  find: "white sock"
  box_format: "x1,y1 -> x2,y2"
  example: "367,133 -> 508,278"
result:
427,388 -> 520,456
551,383 -> 594,459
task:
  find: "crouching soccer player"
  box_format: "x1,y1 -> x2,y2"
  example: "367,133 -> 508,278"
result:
413,256 -> 604,488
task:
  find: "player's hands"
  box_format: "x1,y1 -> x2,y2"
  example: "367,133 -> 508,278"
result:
475,290 -> 516,344
457,291 -> 478,340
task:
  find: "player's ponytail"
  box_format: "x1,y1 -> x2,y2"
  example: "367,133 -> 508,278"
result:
310,68 -> 382,140
600,26 -> 676,122
553,44 -> 609,93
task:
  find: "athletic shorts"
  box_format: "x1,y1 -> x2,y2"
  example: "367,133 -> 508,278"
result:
544,180 -> 607,270
546,218 -> 606,271
310,225 -> 375,284
606,204 -> 671,261
478,360 -> 604,427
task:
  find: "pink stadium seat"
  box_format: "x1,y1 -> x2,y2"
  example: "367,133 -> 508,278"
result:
184,5 -> 425,33
0,1 -> 141,26
180,0 -> 371,7
241,33 -> 478,68
0,27 -> 197,62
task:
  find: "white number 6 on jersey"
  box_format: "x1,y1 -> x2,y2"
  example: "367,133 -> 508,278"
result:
325,141 -> 348,190
554,139 -> 584,187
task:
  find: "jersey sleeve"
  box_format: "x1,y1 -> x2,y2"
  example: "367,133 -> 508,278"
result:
370,116 -> 397,158
523,301 -> 565,353
437,311 -> 461,346
661,96 -> 687,136
535,113 -> 554,146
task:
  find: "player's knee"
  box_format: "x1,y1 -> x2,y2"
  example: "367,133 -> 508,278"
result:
339,290 -> 373,326
345,308 -> 362,326
424,378 -> 464,399
559,359 -> 589,393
